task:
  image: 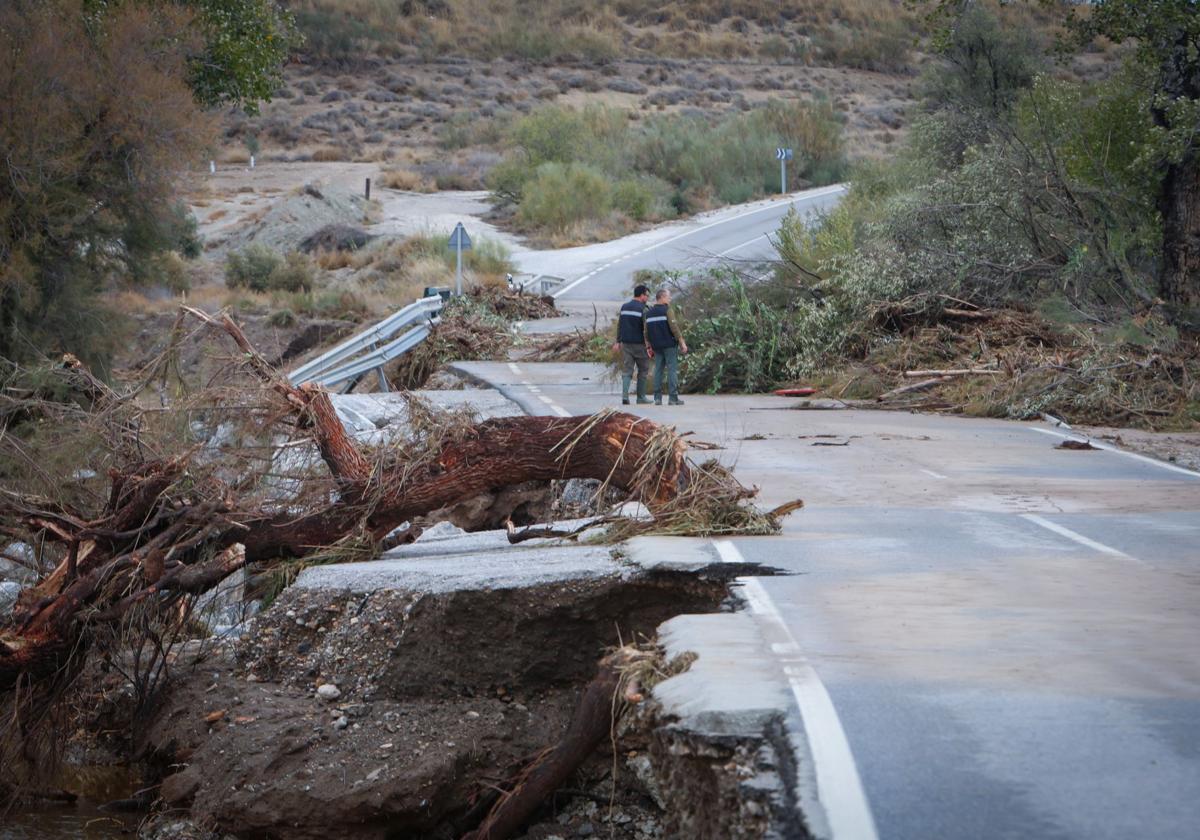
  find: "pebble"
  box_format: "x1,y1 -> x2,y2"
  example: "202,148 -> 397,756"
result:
464,711 -> 480,719
334,716 -> 349,730
316,684 -> 341,701
576,823 -> 594,837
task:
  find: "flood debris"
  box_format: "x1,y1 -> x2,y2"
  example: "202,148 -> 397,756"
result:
0,306 -> 791,831
1055,439 -> 1099,450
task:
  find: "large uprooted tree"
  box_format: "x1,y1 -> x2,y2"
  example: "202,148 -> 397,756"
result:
0,310 -> 773,706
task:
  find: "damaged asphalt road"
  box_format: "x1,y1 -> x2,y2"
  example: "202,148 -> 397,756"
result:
453,360 -> 1200,840
143,530 -> 788,840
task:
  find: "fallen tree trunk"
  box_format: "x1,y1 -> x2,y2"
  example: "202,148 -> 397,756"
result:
0,313 -> 691,691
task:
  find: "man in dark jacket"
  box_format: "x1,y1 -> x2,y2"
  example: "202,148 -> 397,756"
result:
644,288 -> 688,405
612,284 -> 653,405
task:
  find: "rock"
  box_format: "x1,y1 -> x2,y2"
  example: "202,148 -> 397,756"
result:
0,581 -> 23,618
415,521 -> 468,543
334,716 -> 349,730
316,684 -> 341,701
576,823 -> 595,837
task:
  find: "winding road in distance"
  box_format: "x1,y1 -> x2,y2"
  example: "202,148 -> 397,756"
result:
509,184 -> 846,305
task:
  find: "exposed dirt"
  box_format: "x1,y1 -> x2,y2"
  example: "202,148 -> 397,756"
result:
139,570 -> 735,839
1075,426 -> 1200,473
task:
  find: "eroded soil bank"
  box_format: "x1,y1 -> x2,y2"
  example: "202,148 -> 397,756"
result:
127,563 -> 778,839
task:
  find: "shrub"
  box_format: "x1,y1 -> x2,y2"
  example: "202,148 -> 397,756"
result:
517,163 -> 612,231
267,251 -> 316,293
225,244 -> 283,291
226,245 -> 317,293
379,168 -> 434,192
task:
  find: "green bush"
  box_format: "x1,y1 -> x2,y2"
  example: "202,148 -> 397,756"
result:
226,245 -> 316,293
225,243 -> 282,291
517,163 -> 612,231
491,101 -> 846,234
267,251 -> 316,293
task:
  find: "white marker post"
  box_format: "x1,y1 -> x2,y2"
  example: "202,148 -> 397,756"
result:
776,147 -> 793,194
448,222 -> 472,296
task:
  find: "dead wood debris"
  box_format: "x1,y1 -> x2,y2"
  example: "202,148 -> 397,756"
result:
1055,439 -> 1099,450
0,308 -> 789,731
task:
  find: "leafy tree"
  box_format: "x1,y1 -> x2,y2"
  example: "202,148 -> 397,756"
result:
922,0 -> 1200,321
1068,0 -> 1200,317
182,0 -> 300,113
86,0 -> 299,113
0,1 -> 212,371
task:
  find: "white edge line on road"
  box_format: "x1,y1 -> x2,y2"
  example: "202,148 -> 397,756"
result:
1020,514 -> 1146,565
1028,426 -> 1200,478
717,233 -> 767,257
553,185 -> 846,298
919,468 -> 948,480
552,405 -> 571,417
715,542 -> 879,840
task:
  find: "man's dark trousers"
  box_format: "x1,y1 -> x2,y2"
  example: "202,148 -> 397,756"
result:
653,345 -> 680,403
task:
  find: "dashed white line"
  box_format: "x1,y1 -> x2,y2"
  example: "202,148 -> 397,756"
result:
537,395 -> 555,405
551,405 -> 571,417
1028,426 -> 1200,478
920,468 -> 948,480
1020,514 -> 1146,565
715,541 -> 879,840
507,362 -> 522,374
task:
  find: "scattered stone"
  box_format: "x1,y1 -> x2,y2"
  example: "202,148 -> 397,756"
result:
316,684 -> 341,701
334,716 -> 349,730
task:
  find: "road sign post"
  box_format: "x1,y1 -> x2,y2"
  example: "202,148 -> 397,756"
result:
448,222 -> 472,296
776,147 -> 793,194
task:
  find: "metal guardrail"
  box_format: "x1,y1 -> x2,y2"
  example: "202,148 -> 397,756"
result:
510,273 -> 565,296
288,294 -> 443,390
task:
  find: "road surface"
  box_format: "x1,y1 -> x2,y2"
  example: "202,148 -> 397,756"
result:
452,360 -> 1200,840
509,185 -> 846,306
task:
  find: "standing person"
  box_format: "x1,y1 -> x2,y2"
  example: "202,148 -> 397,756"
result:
644,288 -> 688,406
612,284 -> 653,406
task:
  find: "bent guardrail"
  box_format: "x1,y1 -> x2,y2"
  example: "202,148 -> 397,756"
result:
288,294 -> 443,391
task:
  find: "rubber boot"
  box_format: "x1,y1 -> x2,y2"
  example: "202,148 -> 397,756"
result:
635,378 -> 653,405
621,375 -> 632,405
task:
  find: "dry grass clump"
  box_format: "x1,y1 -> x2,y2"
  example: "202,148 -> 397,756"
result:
465,285 -> 557,320
290,0 -> 924,64
378,168 -> 435,193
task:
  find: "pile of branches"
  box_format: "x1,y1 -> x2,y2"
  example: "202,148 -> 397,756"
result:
467,284 -> 556,320
525,328 -> 610,364
851,304 -> 1200,427
0,308 -> 786,759
388,295 -> 517,389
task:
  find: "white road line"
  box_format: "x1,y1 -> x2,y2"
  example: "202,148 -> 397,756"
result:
537,395 -> 555,405
920,468 -> 948,480
507,362 -> 522,374
718,233 -> 768,257
552,185 -> 846,298
1028,426 -> 1200,478
1020,514 -> 1146,565
552,405 -> 571,417
715,542 -> 879,840
527,386 -> 541,393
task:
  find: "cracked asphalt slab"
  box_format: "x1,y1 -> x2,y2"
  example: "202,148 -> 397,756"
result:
453,359 -> 1200,840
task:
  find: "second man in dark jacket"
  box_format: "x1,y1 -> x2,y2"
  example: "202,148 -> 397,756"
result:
644,288 -> 688,405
